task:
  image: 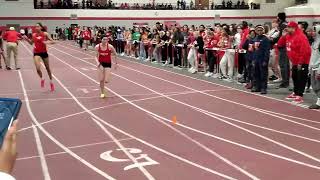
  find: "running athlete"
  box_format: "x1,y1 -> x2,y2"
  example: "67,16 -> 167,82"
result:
95,36 -> 118,98
23,23 -> 55,91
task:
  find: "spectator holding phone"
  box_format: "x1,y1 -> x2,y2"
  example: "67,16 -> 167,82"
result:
0,121 -> 18,180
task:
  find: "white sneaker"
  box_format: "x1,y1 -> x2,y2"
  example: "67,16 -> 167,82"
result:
213,73 -> 220,78
162,61 -> 168,66
191,69 -> 197,74
188,67 -> 194,72
136,57 -> 140,60
237,74 -> 243,79
204,72 -> 213,77
223,77 -> 233,82
121,53 -> 125,56
273,78 -> 282,83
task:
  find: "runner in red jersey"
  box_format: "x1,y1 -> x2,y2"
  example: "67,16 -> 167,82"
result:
23,23 -> 55,91
95,36 -> 118,98
82,27 -> 91,51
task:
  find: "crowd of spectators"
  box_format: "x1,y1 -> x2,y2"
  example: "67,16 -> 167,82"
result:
34,0 -> 260,10
50,12 -> 320,109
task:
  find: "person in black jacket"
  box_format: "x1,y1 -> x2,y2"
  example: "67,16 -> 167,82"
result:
252,25 -> 271,94
276,12 -> 290,88
172,27 -> 184,68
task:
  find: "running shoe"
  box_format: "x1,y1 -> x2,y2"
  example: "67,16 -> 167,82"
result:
293,96 -> 303,104
286,93 -> 297,100
100,93 -> 107,99
41,79 -> 45,88
50,82 -> 55,92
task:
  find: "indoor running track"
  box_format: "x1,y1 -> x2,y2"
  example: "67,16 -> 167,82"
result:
1,41 -> 320,180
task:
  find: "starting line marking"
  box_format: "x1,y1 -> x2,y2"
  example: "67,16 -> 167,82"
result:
100,148 -> 159,171
17,137 -> 134,161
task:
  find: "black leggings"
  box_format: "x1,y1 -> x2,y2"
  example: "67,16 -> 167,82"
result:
174,46 -> 182,66
292,64 -> 309,96
238,53 -> 246,75
207,51 -> 216,73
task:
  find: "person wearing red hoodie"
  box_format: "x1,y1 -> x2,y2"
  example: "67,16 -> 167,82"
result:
204,31 -> 219,77
277,21 -> 311,103
238,21 -> 250,82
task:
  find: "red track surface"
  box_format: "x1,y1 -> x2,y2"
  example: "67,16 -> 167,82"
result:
1,41 -> 320,180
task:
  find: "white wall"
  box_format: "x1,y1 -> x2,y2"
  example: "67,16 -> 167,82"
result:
285,0 -> 320,25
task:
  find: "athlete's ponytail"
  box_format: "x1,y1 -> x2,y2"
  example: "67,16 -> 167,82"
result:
37,22 -> 46,32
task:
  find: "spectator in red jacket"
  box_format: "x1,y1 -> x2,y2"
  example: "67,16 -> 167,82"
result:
204,31 -> 218,77
278,21 -> 311,103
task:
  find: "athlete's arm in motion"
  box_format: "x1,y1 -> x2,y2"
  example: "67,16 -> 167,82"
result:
22,35 -> 34,45
109,44 -> 118,69
95,45 -> 100,66
44,32 -> 55,45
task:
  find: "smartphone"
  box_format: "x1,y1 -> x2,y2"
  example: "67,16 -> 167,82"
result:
0,98 -> 22,147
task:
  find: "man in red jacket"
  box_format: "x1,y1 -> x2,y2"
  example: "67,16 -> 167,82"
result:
3,27 -> 22,70
277,21 -> 311,103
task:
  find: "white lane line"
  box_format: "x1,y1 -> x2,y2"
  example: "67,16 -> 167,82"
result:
32,124 -> 51,180
17,137 -> 134,161
33,58 -> 155,179
20,43 -> 117,180
149,115 -> 260,180
51,46 -> 320,170
17,90 -> 215,133
58,43 -> 320,123
116,59 -> 320,128
54,47 -> 320,165
46,46 -> 238,180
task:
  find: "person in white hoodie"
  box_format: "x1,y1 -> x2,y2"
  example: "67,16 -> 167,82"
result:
309,25 -> 320,109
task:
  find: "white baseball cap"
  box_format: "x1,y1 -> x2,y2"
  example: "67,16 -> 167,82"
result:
9,27 -> 15,31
